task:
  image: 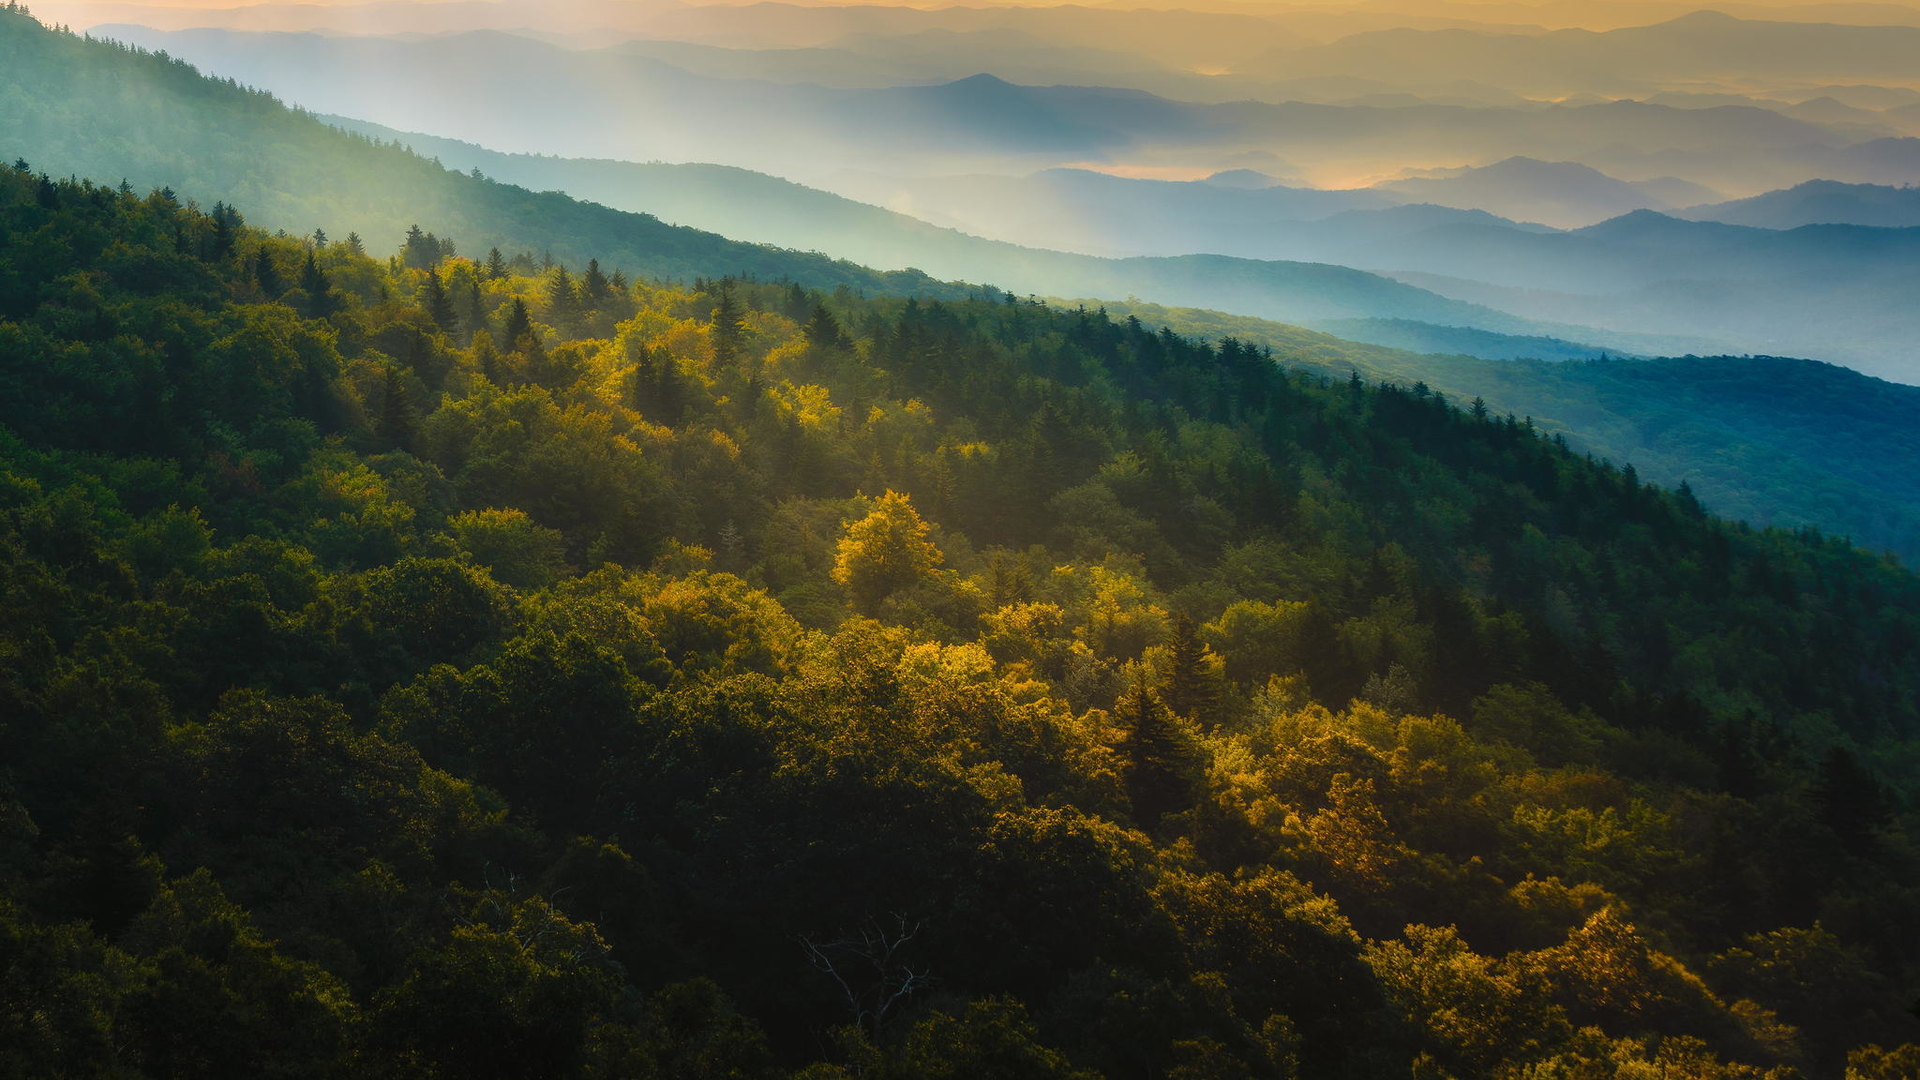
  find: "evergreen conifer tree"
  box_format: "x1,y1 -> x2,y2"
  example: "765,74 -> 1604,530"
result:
1118,679 -> 1192,827
462,279 -> 485,344
422,268 -> 458,334
804,303 -> 847,350
210,201 -> 239,258
546,266 -> 577,330
402,224 -> 430,269
712,281 -> 748,367
375,364 -> 418,451
300,251 -> 335,318
1162,612 -> 1216,725
253,245 -> 283,298
583,258 -> 610,307
503,298 -> 534,351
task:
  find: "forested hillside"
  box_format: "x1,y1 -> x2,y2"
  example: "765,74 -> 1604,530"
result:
1097,300 -> 1920,565
3,160 -> 1919,1079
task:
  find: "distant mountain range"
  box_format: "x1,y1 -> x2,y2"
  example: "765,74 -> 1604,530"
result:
813,160 -> 1920,378
1683,179 -> 1920,228
5,15 -> 1664,355
88,24 -> 1899,193
1373,157 -> 1718,228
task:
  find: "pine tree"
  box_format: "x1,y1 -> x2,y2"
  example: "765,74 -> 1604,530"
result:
1118,679 -> 1193,827
462,279 -> 485,344
374,364 -> 418,451
253,245 -> 283,298
503,298 -> 534,351
783,282 -> 812,320
546,266 -> 577,330
712,280 -> 748,367
422,268 -> 458,334
804,302 -> 847,350
1162,612 -> 1216,725
484,247 -> 506,281
472,332 -> 502,385
583,258 -> 610,307
402,224 -> 428,267
654,351 -> 684,423
300,251 -> 335,318
210,201 -> 240,258
342,232 -> 366,257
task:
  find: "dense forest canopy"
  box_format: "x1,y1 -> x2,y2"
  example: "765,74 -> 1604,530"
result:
1,156 -> 1918,1080
13,6 -> 1920,571
1094,299 -> 1920,566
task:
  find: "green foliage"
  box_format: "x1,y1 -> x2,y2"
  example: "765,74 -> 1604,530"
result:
1102,298 -> 1920,565
0,163 -> 1916,1080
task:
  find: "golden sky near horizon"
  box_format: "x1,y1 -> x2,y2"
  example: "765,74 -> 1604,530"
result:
31,0 -> 1920,43
32,0 -> 1918,11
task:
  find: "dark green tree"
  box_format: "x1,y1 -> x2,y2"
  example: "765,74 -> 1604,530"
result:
252,245 -> 283,298
1162,611 -> 1216,725
1118,679 -> 1193,827
422,268 -> 458,334
299,251 -> 336,318
374,363 -> 418,452
546,265 -> 578,331
462,278 -> 485,344
804,302 -> 848,350
583,258 -> 610,307
402,223 -> 443,270
503,298 -> 535,352
711,280 -> 748,367
1814,745 -> 1891,854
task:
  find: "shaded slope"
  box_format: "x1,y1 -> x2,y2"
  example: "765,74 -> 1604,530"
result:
1097,298 -> 1920,561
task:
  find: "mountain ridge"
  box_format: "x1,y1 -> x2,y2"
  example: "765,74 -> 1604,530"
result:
5,13 -> 1633,352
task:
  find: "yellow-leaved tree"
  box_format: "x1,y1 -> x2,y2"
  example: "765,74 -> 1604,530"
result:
833,490 -> 944,613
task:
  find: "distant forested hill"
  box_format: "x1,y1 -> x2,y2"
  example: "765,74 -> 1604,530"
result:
1100,299 -> 1920,562
0,10 -> 958,295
